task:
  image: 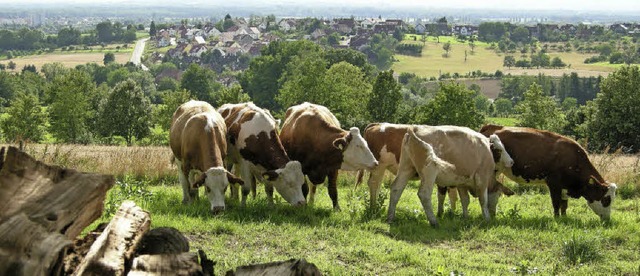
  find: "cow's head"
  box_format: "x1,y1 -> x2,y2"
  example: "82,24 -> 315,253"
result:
585,176 -> 617,220
487,178 -> 515,217
193,167 -> 244,214
489,134 -> 514,168
335,127 -> 378,171
262,160 -> 306,206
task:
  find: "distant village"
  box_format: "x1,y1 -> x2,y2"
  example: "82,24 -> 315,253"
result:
150,16 -> 640,73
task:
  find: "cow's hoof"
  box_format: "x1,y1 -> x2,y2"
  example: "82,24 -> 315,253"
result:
333,206 -> 341,212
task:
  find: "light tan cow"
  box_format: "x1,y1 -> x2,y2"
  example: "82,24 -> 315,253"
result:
169,100 -> 243,213
387,125 -> 510,227
358,123 -> 514,217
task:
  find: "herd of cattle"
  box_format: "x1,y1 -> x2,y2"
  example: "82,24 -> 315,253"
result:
169,100 -> 617,226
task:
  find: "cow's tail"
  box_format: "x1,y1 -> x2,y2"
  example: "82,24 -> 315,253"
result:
406,127 -> 456,172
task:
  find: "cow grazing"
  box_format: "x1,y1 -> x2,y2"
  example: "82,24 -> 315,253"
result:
280,102 -> 378,210
169,100 -> 243,213
480,124 -> 617,220
387,125 -> 509,227
357,123 -> 514,217
218,102 -> 306,207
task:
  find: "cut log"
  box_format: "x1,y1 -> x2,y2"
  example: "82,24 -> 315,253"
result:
226,259 -> 323,276
73,201 -> 151,276
0,146 -> 114,276
128,253 -> 202,276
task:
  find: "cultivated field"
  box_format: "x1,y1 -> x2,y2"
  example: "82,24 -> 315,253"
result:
11,143 -> 640,275
3,52 -> 131,71
393,36 -> 616,78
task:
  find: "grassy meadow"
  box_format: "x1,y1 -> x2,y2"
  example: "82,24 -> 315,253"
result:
393,36 -> 617,78
12,143 -> 640,275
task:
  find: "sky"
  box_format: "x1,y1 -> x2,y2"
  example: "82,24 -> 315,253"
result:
2,0 -> 640,12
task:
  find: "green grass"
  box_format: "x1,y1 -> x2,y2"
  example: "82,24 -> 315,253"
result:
393,35 -> 625,78
487,117 -> 519,127
97,173 -> 640,275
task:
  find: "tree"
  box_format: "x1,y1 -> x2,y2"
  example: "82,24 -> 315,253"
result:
218,84 -> 251,105
368,70 -> 401,122
103,52 -> 115,65
494,98 -> 513,117
180,63 -> 222,104
327,32 -> 340,46
515,83 -> 566,132
1,91 -> 46,142
587,66 -> 640,152
57,27 -> 81,47
149,21 -> 157,37
47,70 -> 96,143
503,56 -> 516,69
154,89 -> 191,131
99,79 -> 151,145
96,21 -> 114,43
414,82 -> 484,129
41,62 -> 69,82
551,57 -> 566,68
7,61 -> 16,70
469,41 -> 476,54
442,41 -> 452,57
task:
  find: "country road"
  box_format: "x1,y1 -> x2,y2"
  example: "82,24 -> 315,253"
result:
130,37 -> 149,71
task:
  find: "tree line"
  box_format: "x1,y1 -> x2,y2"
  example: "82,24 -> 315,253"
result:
0,40 -> 638,153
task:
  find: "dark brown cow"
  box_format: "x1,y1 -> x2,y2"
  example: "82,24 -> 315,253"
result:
280,102 -> 378,210
480,124 -> 617,220
169,100 -> 243,213
218,102 -> 306,207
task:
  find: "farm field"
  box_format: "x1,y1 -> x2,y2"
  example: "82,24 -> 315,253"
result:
393,36 -> 617,78
2,52 -> 131,71
14,143 -> 640,275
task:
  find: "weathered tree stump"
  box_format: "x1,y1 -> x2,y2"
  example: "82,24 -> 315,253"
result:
73,200 -> 151,275
0,146 -> 114,276
226,259 -> 323,276
136,227 -> 190,255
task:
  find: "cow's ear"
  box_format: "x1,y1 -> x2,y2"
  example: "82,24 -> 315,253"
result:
333,137 -> 347,151
226,172 -> 244,185
193,173 -> 206,188
262,170 -> 279,181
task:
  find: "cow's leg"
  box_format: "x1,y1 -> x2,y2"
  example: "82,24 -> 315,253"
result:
229,164 -> 240,202
176,159 -> 193,204
387,167 -> 414,223
449,187 -> 459,212
417,165 -> 439,226
308,182 -> 317,205
367,167 -> 387,210
547,180 -> 563,217
328,170 -> 340,211
265,182 -> 274,206
475,175 -> 491,222
236,160 -> 253,207
457,186 -> 470,218
436,186 -> 447,217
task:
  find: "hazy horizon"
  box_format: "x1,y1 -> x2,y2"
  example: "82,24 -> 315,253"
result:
2,0 -> 639,13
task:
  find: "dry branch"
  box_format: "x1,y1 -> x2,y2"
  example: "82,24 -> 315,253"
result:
128,253 -> 202,276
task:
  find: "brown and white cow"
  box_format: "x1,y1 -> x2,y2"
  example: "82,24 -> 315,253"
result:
387,125 -> 509,226
358,123 -> 514,217
169,100 -> 244,213
280,102 -> 378,210
218,102 -> 306,207
480,124 -> 617,220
